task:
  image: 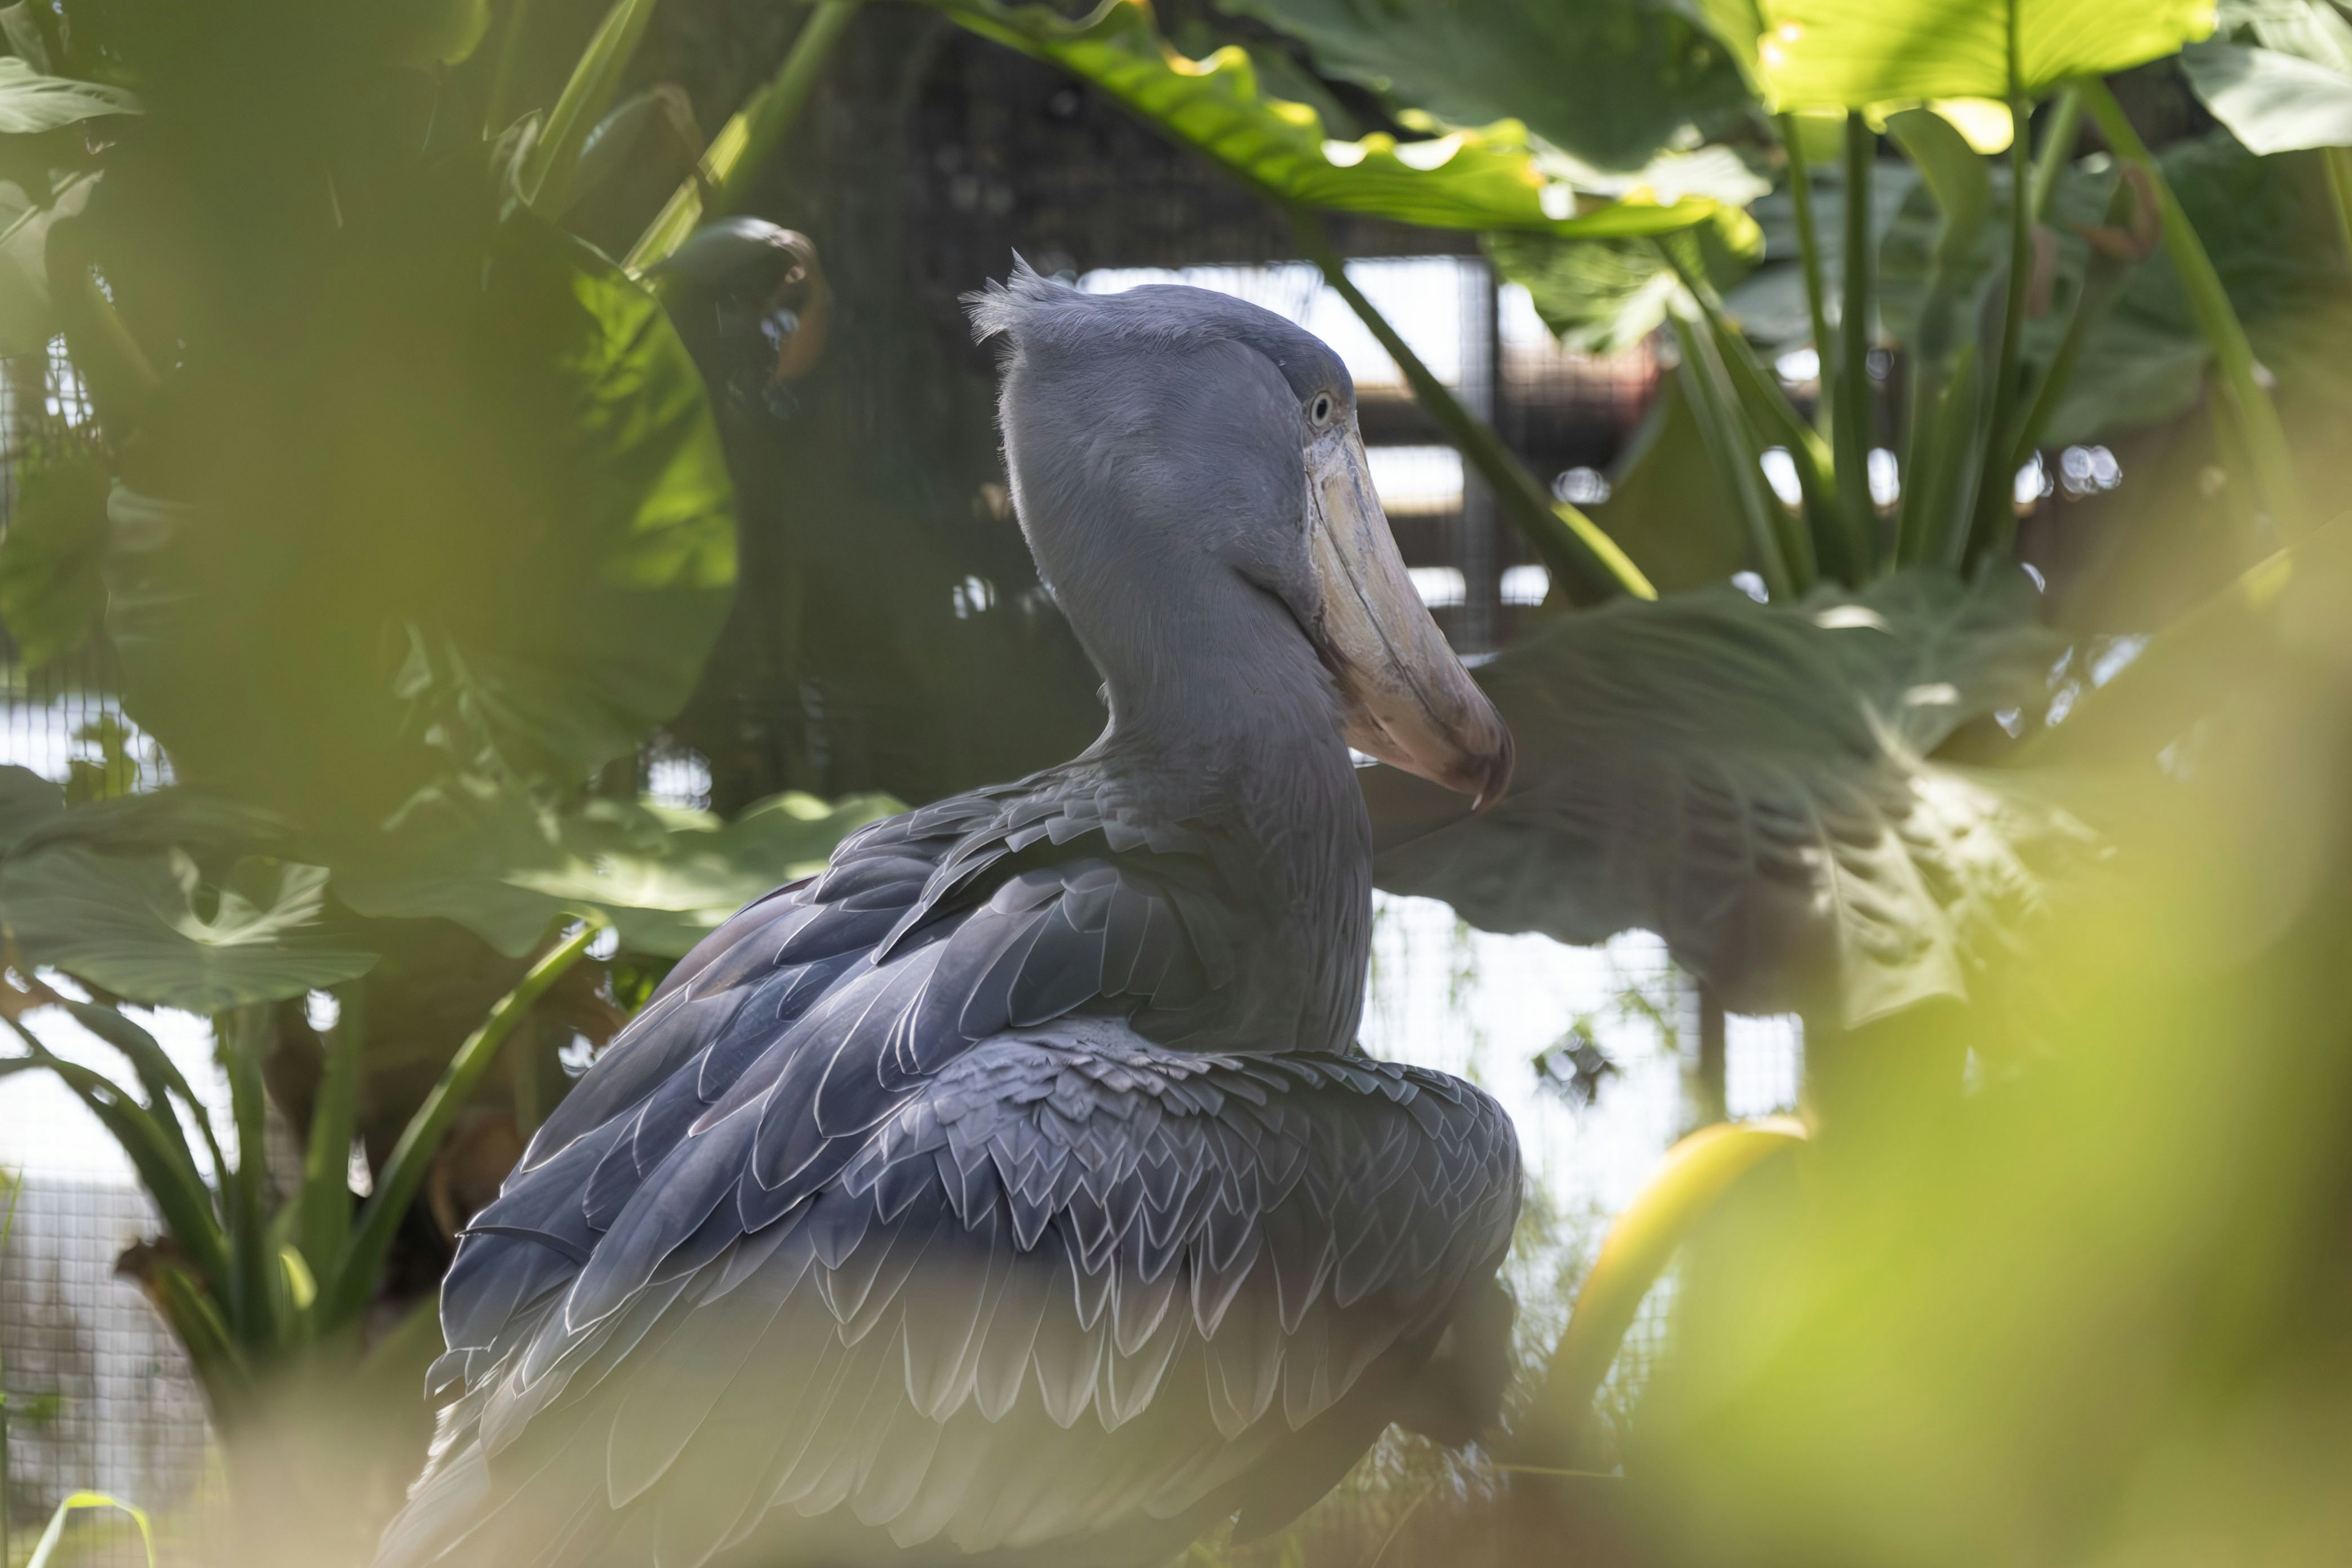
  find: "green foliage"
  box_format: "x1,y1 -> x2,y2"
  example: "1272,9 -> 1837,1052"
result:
1372,571 -> 2087,1026
103,205 -> 736,834
1212,0 -> 1752,172
2184,37 -> 2352,151
0,450 -> 110,669
933,0 -> 1736,240
1737,0 -> 2218,108
335,788 -> 903,959
0,56 -> 136,134
0,169 -> 93,356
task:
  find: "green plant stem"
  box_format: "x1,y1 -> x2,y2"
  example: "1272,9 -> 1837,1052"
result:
1834,113 -> 1877,569
322,916 -> 608,1330
1777,113 -> 1838,426
221,1006 -> 276,1347
627,0 -> 859,273
1517,1119 -> 1806,1464
295,986 -> 363,1295
524,0 -> 659,219
1293,213 -> 1655,604
484,0 -> 538,135
2027,86 -> 2082,221
1966,92 -> 2038,564
1670,313 -> 1801,598
715,0 -> 858,217
2082,80 -> 2307,537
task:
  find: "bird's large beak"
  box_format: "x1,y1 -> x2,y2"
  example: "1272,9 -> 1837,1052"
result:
1306,428 -> 1514,809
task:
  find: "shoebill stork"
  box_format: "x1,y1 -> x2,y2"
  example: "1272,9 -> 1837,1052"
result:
379,263 -> 1524,1568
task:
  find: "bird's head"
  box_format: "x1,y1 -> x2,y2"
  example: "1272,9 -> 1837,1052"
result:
967,261 -> 1513,808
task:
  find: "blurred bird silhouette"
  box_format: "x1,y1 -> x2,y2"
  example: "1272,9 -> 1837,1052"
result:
377,261 -> 1525,1568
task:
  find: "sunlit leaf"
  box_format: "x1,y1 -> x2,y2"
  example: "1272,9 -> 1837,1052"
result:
1367,570 -> 2089,1026
933,0 -> 1733,238
1213,0 -> 1752,173
2182,39 -> 2352,153
1748,0 -> 2217,108
0,58 -> 138,135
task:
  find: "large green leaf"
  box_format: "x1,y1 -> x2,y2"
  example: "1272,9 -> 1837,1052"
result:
0,57 -> 138,134
105,198 -> 737,831
2182,39 -> 2352,153
1212,0 -> 1752,173
2048,127 -> 2352,442
0,771 -> 372,1009
1744,0 -> 2217,108
935,0 -> 1734,238
0,848 -> 376,1010
333,789 -> 903,959
1368,570 -> 2089,1025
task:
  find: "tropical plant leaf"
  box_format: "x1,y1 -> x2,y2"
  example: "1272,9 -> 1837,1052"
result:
105,200 -> 737,832
1745,0 -> 2217,108
0,449 -> 110,669
1213,0 -> 1752,173
2048,127 -> 2352,442
2182,39 -> 2352,153
0,58 -> 138,135
0,764 -> 63,850
1487,151 -> 1772,353
1367,569 -> 2089,1026
1580,375 -> 1753,592
1722,159 -> 1920,348
333,790 -> 903,959
933,0 -> 1734,238
0,847 -> 376,1011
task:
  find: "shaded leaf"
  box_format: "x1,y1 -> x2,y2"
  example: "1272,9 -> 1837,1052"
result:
1368,570 -> 2089,1025
2049,128 -> 2352,442
1214,0 -> 1752,173
0,169 -> 93,356
1747,0 -> 2217,108
0,848 -> 375,1011
0,450 -> 110,668
935,0 -> 1734,238
0,58 -> 138,135
1583,376 -> 1753,592
0,763 -> 62,851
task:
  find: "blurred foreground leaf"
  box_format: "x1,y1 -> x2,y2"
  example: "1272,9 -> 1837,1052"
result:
105,201 -> 737,831
0,57 -> 138,134
1369,570 -> 2089,1026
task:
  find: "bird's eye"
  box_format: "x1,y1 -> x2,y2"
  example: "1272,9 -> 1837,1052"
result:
1308,392 -> 1335,426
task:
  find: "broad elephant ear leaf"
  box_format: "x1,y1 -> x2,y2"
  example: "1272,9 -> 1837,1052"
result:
1212,0 -> 1752,173
0,58 -> 139,135
1366,570 -> 2089,1027
2182,39 -> 2352,154
1745,0 -> 2215,108
0,846 -> 375,1011
105,198 -> 736,832
931,0 -> 1732,238
331,789 -> 902,959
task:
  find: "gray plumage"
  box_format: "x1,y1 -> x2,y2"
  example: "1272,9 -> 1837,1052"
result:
378,263 -> 1523,1568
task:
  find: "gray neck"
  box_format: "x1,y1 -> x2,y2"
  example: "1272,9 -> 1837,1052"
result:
1062,566 -> 1373,1050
